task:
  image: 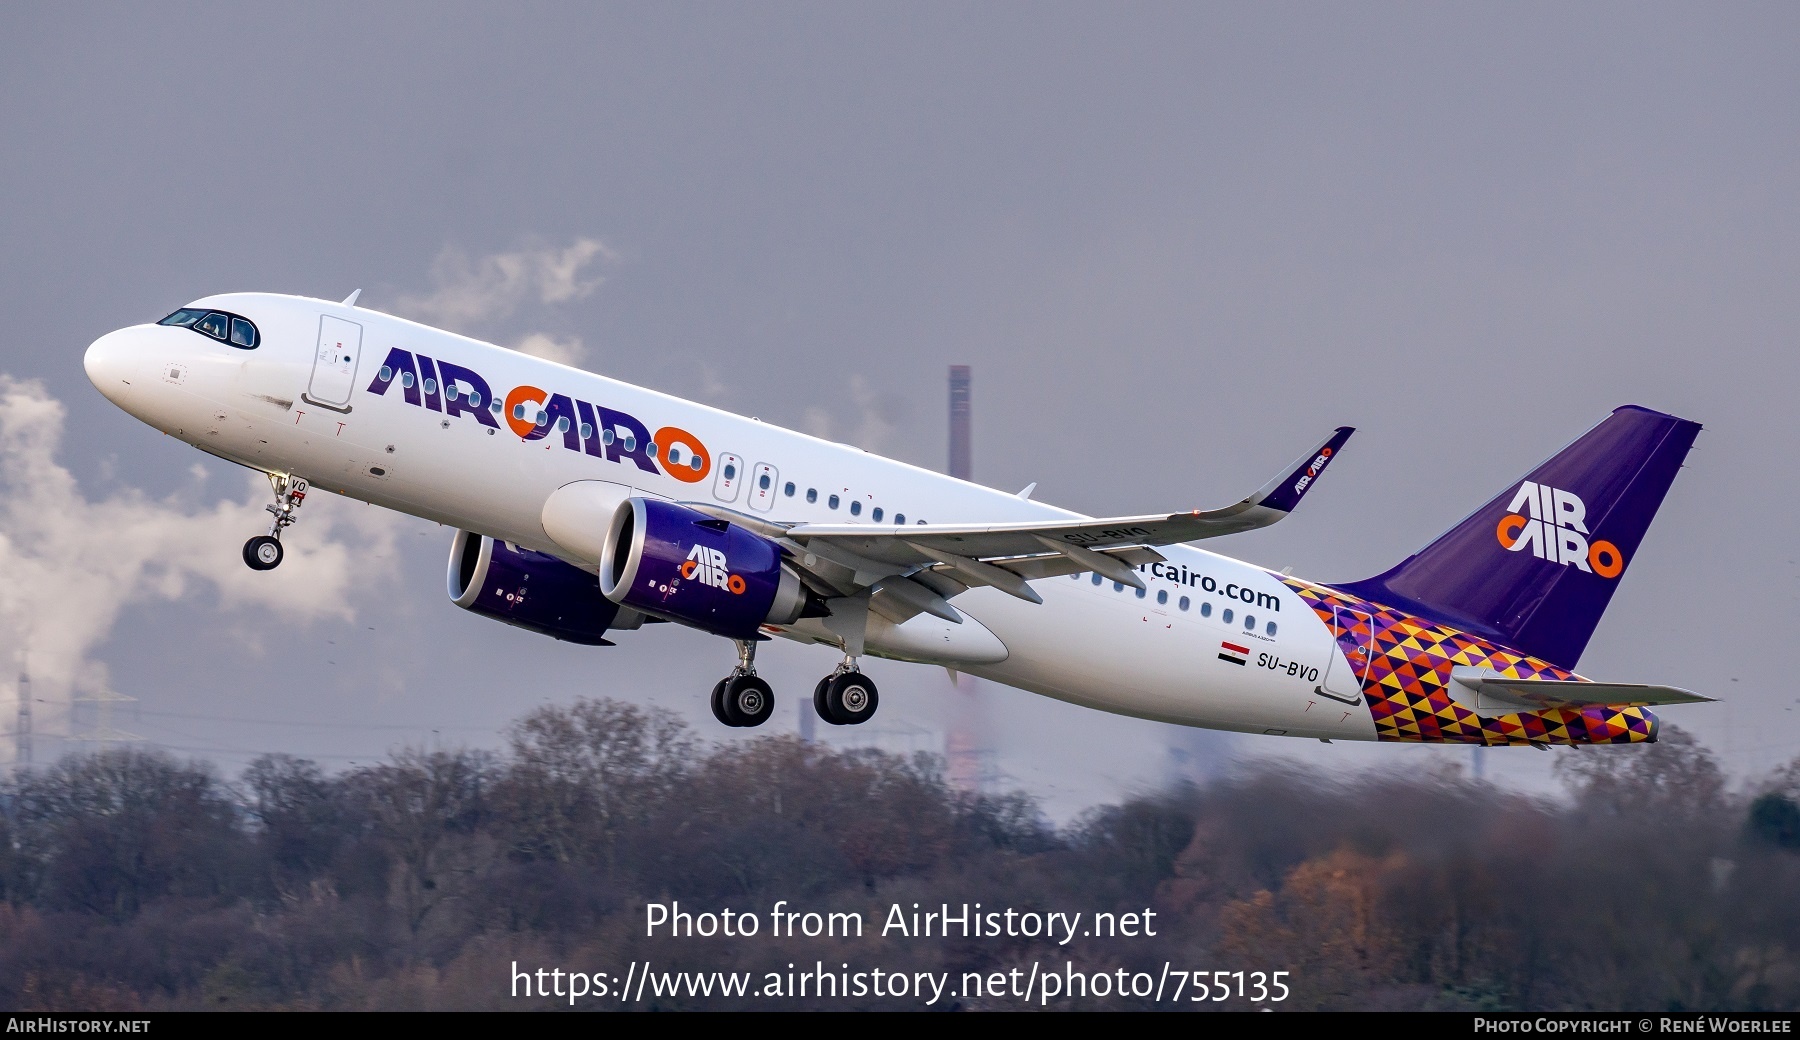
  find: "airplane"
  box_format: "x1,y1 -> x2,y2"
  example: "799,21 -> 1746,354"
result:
82,292 -> 1711,745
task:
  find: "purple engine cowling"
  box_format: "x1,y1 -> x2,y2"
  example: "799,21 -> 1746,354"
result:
448,530 -> 639,645
599,497 -> 809,639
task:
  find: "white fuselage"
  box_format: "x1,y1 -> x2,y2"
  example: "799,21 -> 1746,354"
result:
84,293 -> 1379,742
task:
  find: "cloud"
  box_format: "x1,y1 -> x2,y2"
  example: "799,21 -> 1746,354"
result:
800,375 -> 910,455
393,237 -> 616,331
511,333 -> 590,368
0,377 -> 400,754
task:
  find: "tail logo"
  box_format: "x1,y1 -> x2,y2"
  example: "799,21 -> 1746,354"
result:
1496,481 -> 1625,579
681,544 -> 748,594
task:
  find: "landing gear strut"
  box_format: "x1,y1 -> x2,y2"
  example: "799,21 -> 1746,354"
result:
712,639 -> 775,728
813,658 -> 878,726
243,473 -> 308,571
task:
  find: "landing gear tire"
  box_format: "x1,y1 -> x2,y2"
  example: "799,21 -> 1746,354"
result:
813,676 -> 837,725
721,675 -> 774,728
710,678 -> 732,726
243,535 -> 284,571
819,671 -> 878,726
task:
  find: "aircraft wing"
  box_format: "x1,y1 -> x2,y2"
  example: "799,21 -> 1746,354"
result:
1449,667 -> 1714,717
722,426 -> 1354,621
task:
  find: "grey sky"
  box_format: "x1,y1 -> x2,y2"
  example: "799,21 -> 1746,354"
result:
2,3 -> 1796,814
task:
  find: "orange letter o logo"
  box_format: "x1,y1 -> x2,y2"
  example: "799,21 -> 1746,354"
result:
1496,514 -> 1526,549
503,385 -> 548,439
1588,539 -> 1624,578
727,574 -> 746,595
654,426 -> 711,483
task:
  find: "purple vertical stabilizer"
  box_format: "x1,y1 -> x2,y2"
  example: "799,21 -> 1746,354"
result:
1336,406 -> 1700,669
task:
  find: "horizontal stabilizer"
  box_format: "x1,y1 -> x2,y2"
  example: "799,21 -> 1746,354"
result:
1449,666 -> 1712,717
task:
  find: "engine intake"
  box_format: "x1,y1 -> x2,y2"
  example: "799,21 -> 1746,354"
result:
448,530 -> 639,645
598,497 -> 813,639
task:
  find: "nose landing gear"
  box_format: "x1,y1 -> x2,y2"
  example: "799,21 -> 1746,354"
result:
813,659 -> 878,726
711,639 -> 775,728
243,473 -> 307,571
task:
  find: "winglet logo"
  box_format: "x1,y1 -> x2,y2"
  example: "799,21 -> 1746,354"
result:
681,544 -> 747,594
1291,446 -> 1335,498
1496,481 -> 1624,578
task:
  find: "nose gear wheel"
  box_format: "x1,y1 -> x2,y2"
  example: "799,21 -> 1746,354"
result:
243,473 -> 308,571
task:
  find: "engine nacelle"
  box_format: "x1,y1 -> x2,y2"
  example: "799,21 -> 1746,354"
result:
598,497 -> 812,639
448,530 -> 640,645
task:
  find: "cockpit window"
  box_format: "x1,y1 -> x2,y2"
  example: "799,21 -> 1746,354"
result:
160,308 -> 260,349
158,308 -> 208,327
194,312 -> 230,340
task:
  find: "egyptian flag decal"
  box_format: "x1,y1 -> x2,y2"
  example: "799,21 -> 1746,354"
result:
1219,641 -> 1249,666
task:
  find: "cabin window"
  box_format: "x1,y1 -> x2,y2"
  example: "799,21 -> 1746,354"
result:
872,507 -> 884,522
646,442 -> 658,458
784,482 -> 796,497
1179,596 -> 1190,611
759,473 -> 771,490
1093,574 -> 1103,585
850,500 -> 862,516
422,377 -> 437,395
806,488 -> 818,504
1114,582 -> 1124,592
1222,608 -> 1234,624
401,371 -> 416,388
1265,621 -> 1278,636
1135,587 -> 1146,599
579,423 -> 593,439
556,416 -> 571,433
601,428 -> 615,445
667,446 -> 682,464
621,433 -> 634,449
378,365 -> 393,382
1200,602 -> 1212,618
1156,589 -> 1168,605
723,463 -> 737,479
1244,615 -> 1255,630
828,494 -> 840,509
894,513 -> 905,524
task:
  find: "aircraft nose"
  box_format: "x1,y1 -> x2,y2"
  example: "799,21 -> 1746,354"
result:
84,328 -> 142,405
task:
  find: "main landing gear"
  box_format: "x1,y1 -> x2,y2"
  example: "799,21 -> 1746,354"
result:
712,640 -> 775,728
243,473 -> 308,571
707,644 -> 880,728
814,660 -> 878,727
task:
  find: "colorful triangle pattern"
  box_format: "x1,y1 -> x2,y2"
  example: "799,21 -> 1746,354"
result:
1280,578 -> 1654,746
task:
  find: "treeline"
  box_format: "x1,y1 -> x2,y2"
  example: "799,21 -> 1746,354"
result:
0,699 -> 1797,1011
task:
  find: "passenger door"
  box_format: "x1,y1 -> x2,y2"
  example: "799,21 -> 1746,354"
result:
305,315 -> 362,411
1317,605 -> 1373,704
